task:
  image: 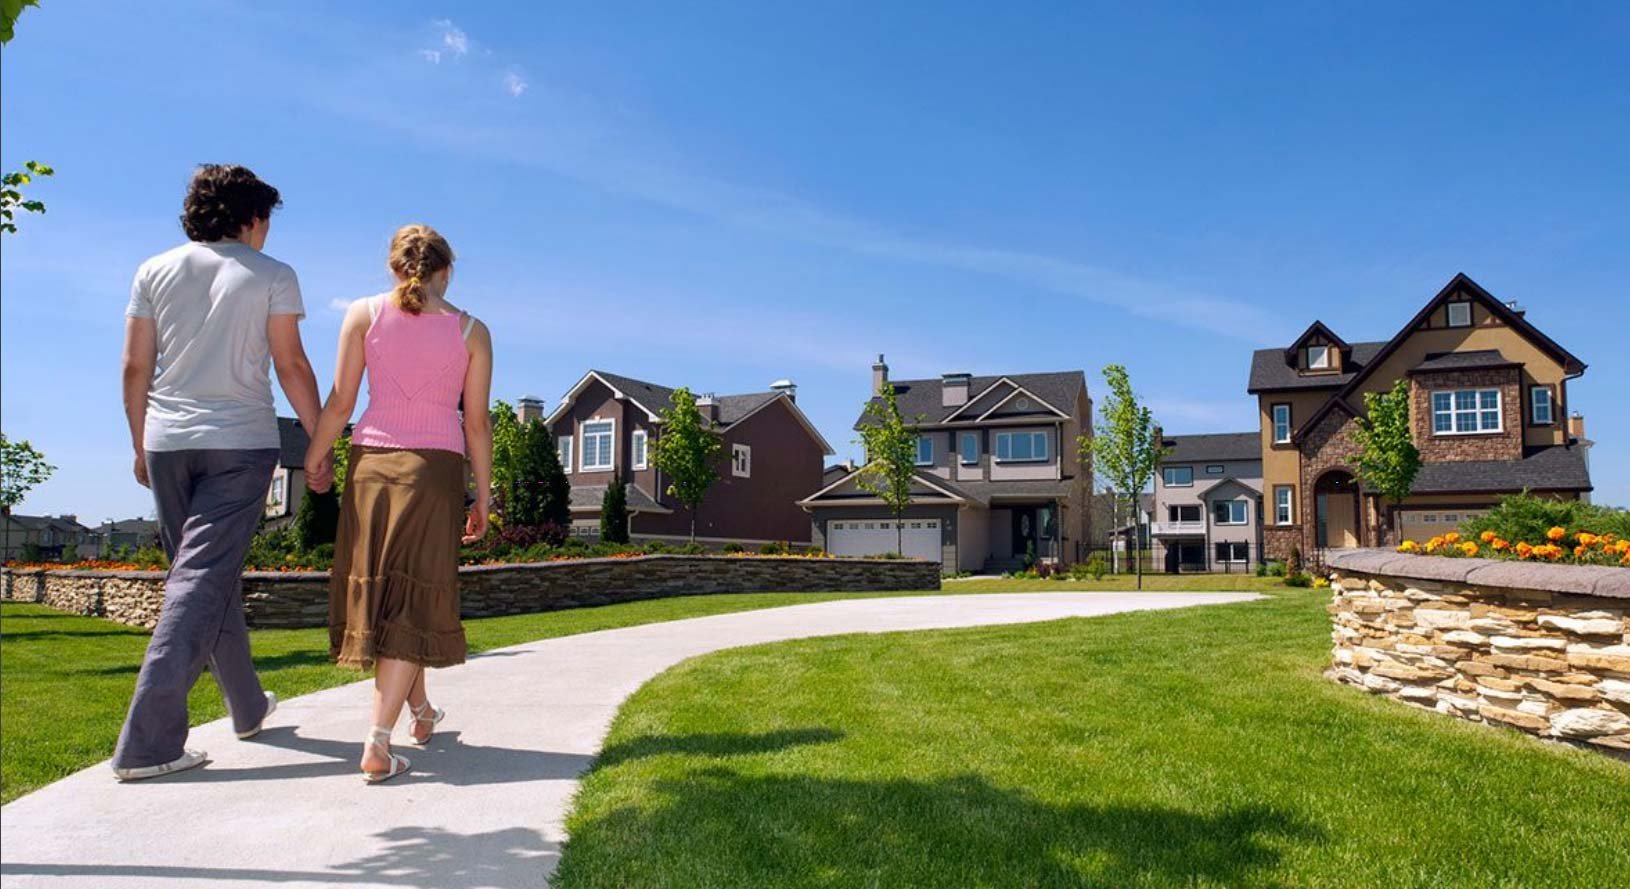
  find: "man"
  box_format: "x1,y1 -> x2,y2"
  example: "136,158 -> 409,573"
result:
112,164 -> 330,780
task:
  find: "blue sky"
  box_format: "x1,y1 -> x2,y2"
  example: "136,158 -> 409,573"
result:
2,1 -> 1626,521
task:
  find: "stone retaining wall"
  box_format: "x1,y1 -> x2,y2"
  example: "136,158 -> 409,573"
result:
1,555 -> 941,630
1325,549 -> 1630,753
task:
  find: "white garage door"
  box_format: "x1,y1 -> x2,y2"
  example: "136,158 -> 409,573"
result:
827,519 -> 941,563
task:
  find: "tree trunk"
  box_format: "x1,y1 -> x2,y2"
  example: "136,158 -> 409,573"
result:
689,508 -> 697,543
896,512 -> 904,556
1135,508 -> 1144,591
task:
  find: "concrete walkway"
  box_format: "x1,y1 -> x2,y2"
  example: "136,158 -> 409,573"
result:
1,591 -> 1260,889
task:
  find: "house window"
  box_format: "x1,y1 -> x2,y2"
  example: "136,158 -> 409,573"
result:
732,443 -> 752,478
1272,404 -> 1292,444
915,435 -> 934,466
267,474 -> 286,510
1447,301 -> 1472,327
581,420 -> 615,470
631,430 -> 648,470
558,435 -> 573,474
959,431 -> 979,465
1274,486 -> 1294,525
1306,345 -> 1330,369
1530,386 -> 1553,425
1431,389 -> 1501,435
1205,464 -> 1225,475
994,430 -> 1049,462
1215,541 -> 1249,564
1162,466 -> 1194,487
1213,500 -> 1248,525
1422,514 -> 1438,524
1168,505 -> 1201,523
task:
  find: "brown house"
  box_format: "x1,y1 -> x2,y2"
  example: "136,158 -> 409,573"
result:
800,357 -> 1092,574
546,370 -> 833,545
1248,273 -> 1592,562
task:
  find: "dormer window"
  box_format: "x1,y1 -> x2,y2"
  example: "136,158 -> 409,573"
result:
1447,302 -> 1472,328
1306,346 -> 1331,369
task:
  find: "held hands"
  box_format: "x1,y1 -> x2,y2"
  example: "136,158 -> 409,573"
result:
304,449 -> 335,493
462,500 -> 490,544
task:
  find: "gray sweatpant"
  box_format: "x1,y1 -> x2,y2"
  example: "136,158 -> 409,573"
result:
112,448 -> 279,770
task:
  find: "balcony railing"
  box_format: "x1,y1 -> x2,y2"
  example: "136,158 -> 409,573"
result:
1149,520 -> 1206,536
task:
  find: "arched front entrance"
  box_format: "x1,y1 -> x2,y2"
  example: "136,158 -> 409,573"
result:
1315,470 -> 1361,550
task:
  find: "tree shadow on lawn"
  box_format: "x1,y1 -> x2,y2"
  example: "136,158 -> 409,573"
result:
595,727 -> 844,768
558,769 -> 1325,889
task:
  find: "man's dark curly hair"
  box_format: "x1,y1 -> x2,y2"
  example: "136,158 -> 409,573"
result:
180,165 -> 282,242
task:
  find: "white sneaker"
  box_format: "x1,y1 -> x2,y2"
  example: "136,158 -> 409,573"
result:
237,691 -> 278,740
113,749 -> 208,782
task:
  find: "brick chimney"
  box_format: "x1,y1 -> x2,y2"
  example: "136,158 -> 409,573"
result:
871,354 -> 889,395
941,372 -> 971,407
1568,411 -> 1586,442
771,379 -> 798,402
516,395 -> 545,424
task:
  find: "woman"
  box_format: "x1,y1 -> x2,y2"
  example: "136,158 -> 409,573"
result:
304,223 -> 492,783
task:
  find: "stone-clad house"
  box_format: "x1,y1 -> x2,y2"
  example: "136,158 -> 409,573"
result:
800,357 -> 1092,574
546,370 -> 833,545
1247,273 -> 1591,562
1151,432 -> 1263,572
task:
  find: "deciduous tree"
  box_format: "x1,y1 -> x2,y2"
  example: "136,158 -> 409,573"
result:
650,387 -> 721,542
854,380 -> 920,556
1353,378 -> 1421,545
1082,365 -> 1164,589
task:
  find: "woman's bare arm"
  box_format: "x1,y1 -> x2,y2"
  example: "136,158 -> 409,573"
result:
303,299 -> 371,491
460,320 -> 494,543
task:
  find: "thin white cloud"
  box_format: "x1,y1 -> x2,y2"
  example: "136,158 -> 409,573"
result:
328,297 -> 352,313
433,19 -> 469,58
503,70 -> 528,97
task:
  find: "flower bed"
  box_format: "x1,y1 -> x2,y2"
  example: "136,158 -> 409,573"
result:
1393,494 -> 1630,566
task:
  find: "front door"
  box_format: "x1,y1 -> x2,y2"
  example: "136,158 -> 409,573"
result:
1011,508 -> 1035,561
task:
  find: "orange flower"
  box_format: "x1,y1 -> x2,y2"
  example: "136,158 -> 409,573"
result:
1574,544 -> 1589,558
1444,531 -> 1461,544
1479,530 -> 1497,543
1491,538 -> 1509,551
1515,541 -> 1534,559
1546,526 -> 1567,541
1459,541 -> 1480,557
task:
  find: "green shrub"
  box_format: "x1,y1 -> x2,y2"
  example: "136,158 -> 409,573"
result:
1286,546 -> 1304,578
1085,554 -> 1108,580
58,542 -> 77,563
676,541 -> 706,555
643,540 -> 671,554
1459,494 -> 1630,546
1284,572 -> 1312,588
759,541 -> 786,556
721,542 -> 745,554
1257,560 -> 1286,578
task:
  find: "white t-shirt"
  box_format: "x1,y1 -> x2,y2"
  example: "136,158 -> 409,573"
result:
126,241 -> 305,451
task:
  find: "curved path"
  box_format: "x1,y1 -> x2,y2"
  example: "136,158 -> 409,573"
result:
1,591 -> 1260,889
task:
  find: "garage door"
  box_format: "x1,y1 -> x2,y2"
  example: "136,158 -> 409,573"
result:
827,519 -> 941,563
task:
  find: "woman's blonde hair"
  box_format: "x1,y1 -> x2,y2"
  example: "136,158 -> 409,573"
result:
387,224 -> 455,315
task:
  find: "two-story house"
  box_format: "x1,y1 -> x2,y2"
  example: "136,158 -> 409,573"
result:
1151,432 -> 1263,572
1248,273 -> 1591,562
800,357 -> 1092,574
546,370 -> 833,545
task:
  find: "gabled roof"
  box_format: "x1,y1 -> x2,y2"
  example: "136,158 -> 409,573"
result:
1283,320 -> 1352,365
853,370 -> 1086,429
1287,273 -> 1586,442
799,466 -> 971,507
1248,341 -> 1387,392
567,483 -> 672,514
1159,432 -> 1260,464
547,370 -> 834,455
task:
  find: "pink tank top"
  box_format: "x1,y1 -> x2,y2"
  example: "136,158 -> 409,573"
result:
351,295 -> 474,455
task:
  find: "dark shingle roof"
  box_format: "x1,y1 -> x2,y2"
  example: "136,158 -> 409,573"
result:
1409,350 -> 1517,373
278,417 -> 310,468
568,483 -> 668,513
853,371 -> 1086,429
1160,432 -> 1260,464
1398,446 -> 1592,494
1247,341 -> 1387,393
945,478 -> 1075,505
588,371 -> 777,428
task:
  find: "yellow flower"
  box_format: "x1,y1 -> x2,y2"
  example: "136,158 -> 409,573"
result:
1516,541 -> 1534,559
1576,531 -> 1597,546
1459,541 -> 1479,557
1444,531 -> 1461,544
1479,530 -> 1497,543
1546,526 -> 1566,541
1397,540 -> 1420,553
1491,538 -> 1509,551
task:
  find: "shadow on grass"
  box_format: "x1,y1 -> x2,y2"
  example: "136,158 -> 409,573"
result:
556,769 -> 1325,888
596,728 -> 844,768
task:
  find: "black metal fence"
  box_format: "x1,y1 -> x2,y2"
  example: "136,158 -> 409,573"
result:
1079,542 -> 1271,575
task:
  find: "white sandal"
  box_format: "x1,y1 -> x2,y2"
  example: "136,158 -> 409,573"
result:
406,701 -> 445,747
362,727 -> 410,784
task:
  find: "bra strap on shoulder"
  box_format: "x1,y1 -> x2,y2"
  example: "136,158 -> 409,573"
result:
368,295 -> 385,323
461,313 -> 477,340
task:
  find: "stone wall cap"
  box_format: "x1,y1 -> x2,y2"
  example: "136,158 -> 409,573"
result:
1327,548 -> 1630,599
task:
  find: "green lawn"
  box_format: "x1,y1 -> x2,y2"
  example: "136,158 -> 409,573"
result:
1,576 -> 1278,802
555,588 -> 1630,888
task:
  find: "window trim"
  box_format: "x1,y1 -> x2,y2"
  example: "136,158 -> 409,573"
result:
1213,500 -> 1248,526
1529,385 -> 1554,426
631,429 -> 649,470
1161,466 -> 1194,488
1168,504 -> 1201,523
915,435 -> 935,466
993,430 -> 1050,464
1271,403 -> 1292,444
580,418 -> 616,471
1274,486 -> 1295,525
1205,464 -> 1225,475
1306,345 -> 1330,369
558,434 -> 573,474
1446,301 -> 1472,328
732,442 -> 752,478
1431,388 -> 1502,436
1214,541 -> 1249,564
959,431 -> 979,466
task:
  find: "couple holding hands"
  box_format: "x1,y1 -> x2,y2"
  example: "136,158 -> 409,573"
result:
114,164 -> 492,784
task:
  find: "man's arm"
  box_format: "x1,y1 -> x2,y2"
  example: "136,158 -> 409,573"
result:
122,316 -> 158,487
268,313 -> 330,488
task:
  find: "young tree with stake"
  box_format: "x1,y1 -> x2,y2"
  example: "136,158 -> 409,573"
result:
650,387 -> 721,542
854,379 -> 919,556
1352,378 -> 1421,546
1081,365 -> 1164,589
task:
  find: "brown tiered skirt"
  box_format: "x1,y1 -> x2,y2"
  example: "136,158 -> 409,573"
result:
330,446 -> 468,669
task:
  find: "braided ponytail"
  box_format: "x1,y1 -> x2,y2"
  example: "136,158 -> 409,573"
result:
387,223 -> 455,315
